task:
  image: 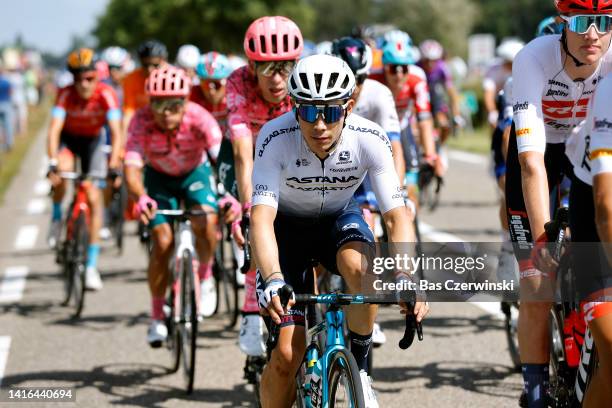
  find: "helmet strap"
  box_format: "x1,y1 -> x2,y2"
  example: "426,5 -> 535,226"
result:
561,29 -> 586,67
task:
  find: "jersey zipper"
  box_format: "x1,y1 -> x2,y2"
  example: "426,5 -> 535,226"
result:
318,157 -> 326,216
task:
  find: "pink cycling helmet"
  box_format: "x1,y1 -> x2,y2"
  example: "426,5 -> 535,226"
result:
243,16 -> 303,61
145,66 -> 191,97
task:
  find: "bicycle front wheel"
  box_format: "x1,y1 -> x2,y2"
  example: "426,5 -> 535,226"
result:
327,348 -> 366,408
179,249 -> 198,394
71,212 -> 89,318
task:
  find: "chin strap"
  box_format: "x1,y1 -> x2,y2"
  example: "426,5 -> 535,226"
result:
561,29 -> 586,67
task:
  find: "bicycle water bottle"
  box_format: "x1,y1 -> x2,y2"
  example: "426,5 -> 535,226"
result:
563,311 -> 581,368
303,343 -> 322,408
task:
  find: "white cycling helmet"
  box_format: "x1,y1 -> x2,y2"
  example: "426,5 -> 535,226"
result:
315,41 -> 333,55
101,46 -> 130,68
420,40 -> 444,61
497,39 -> 525,62
176,44 -> 200,69
381,30 -> 413,48
288,55 -> 356,102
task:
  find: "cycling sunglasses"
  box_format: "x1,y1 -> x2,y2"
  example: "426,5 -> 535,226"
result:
295,103 -> 348,124
255,60 -> 295,77
150,98 -> 186,114
561,14 -> 612,34
76,73 -> 97,83
388,64 -> 409,75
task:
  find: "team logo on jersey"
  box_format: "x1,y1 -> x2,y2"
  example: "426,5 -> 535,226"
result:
338,151 -> 351,162
593,118 -> 612,132
341,222 -> 360,231
516,128 -> 531,137
542,98 -> 589,119
295,159 -> 311,167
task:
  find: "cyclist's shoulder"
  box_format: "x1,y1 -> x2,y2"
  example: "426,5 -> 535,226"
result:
408,65 -> 427,81
255,111 -> 298,157
226,65 -> 252,91
345,113 -> 388,144
123,68 -> 145,88
362,78 -> 393,97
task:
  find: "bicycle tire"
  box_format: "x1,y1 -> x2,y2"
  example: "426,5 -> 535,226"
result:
502,301 -> 521,372
327,348 -> 366,408
61,243 -> 72,306
71,212 -> 88,318
113,182 -> 127,253
180,249 -> 198,394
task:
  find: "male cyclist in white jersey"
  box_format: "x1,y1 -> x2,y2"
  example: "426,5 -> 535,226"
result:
252,55 -> 428,407
508,1 -> 612,406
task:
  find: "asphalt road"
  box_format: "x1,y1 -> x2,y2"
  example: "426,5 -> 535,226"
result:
0,130 -> 523,407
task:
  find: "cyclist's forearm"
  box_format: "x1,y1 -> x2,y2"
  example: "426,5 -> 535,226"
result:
251,205 -> 281,281
47,118 -> 64,159
484,90 -> 496,114
122,111 -> 134,138
108,120 -> 122,166
447,85 -> 461,116
519,153 -> 550,239
384,206 -> 412,243
391,140 -> 406,186
124,166 -> 145,199
233,139 -> 254,206
418,119 -> 436,157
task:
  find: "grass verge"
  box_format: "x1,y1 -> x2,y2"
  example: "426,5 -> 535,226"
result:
0,98 -> 50,203
447,126 -> 491,155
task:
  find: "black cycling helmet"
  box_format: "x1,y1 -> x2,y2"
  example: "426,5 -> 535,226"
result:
331,37 -> 372,81
137,39 -> 168,60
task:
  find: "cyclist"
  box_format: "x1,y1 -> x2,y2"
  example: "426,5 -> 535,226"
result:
46,48 -> 122,290
375,31 -> 437,201
123,66 -> 223,346
252,54 -> 429,407
483,38 -> 524,129
332,36 -> 406,347
226,15 -> 303,357
122,40 -> 168,136
508,1 -> 612,406
101,46 -> 131,106
418,39 -> 463,145
566,71 -> 612,408
175,44 -> 201,84
191,52 -> 232,135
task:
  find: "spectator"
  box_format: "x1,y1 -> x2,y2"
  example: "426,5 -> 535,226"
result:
0,64 -> 14,151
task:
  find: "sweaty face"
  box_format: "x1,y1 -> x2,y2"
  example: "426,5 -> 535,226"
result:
298,100 -> 354,158
253,61 -> 293,104
566,17 -> 612,66
74,71 -> 98,99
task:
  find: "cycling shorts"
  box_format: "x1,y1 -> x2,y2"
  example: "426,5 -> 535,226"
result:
569,178 -> 612,304
256,199 -> 375,326
400,124 -> 421,176
144,162 -> 218,228
505,123 -> 574,273
59,131 -> 107,180
491,126 -> 506,181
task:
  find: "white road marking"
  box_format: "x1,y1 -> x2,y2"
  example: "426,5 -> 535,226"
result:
14,225 -> 39,250
33,179 -> 50,196
27,198 -> 46,215
0,336 -> 10,387
419,222 -> 504,318
0,266 -> 29,303
449,150 -> 488,166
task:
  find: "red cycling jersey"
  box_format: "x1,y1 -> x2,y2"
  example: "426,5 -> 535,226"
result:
189,86 -> 228,137
53,82 -> 120,137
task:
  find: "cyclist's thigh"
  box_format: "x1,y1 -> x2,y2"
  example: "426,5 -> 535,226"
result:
84,132 -> 108,181
491,125 -> 506,182
320,200 -> 375,275
144,166 -> 180,228
181,162 -> 219,212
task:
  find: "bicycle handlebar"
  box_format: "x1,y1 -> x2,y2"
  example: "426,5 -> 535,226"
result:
544,206 -> 569,263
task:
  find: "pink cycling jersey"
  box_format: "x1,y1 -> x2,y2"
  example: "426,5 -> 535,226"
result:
226,66 -> 293,143
125,101 -> 222,177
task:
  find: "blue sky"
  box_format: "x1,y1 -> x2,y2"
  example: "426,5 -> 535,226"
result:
0,0 -> 110,54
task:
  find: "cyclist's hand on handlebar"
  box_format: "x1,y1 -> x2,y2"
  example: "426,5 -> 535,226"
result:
108,168 -> 122,189
137,195 -> 157,225
531,232 -> 559,276
401,300 -> 429,323
47,161 -> 62,187
218,195 -> 241,224
260,278 -> 295,325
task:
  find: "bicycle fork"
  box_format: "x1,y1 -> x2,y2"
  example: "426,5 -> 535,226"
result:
172,221 -> 201,320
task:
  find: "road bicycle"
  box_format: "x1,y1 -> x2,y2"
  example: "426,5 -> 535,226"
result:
55,172 -> 102,318
107,175 -> 127,253
254,285 -> 423,407
154,208 -> 213,394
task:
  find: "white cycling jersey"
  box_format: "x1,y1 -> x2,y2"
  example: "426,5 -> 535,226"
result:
483,61 -> 512,94
353,78 -> 401,142
512,34 -> 612,155
568,72 -> 612,185
251,111 -> 404,217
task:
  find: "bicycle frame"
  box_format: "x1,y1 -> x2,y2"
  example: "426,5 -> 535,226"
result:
61,173 -> 92,240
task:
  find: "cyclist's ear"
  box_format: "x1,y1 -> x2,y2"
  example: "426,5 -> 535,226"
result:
345,98 -> 355,115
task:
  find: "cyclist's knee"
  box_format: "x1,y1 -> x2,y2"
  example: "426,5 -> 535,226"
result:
152,225 -> 173,254
270,331 -> 305,378
520,301 -> 552,320
337,245 -> 367,291
590,314 -> 612,377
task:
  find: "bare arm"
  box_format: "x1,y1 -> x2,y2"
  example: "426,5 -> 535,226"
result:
518,151 -> 550,239
417,118 -> 436,158
47,116 -> 65,160
251,204 -> 281,281
594,173 -> 612,266
232,137 -> 254,206
107,118 -> 123,169
447,84 -> 461,118
124,165 -> 146,199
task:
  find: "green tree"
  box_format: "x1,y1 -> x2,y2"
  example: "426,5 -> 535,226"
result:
94,0 -> 315,57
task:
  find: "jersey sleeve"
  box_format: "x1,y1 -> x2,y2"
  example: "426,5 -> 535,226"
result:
512,48 -> 547,154
590,76 -> 612,176
100,85 -> 122,121
413,78 -> 432,121
226,72 -> 253,143
124,111 -> 146,168
362,129 -> 405,214
196,105 -> 223,161
377,85 -> 401,142
51,87 -> 69,119
251,122 -> 282,209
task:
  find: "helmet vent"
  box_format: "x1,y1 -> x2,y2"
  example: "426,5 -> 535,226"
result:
341,76 -> 349,89
271,34 -> 277,53
248,38 -> 256,53
314,73 -> 323,93
283,34 -> 289,53
328,72 -> 339,88
299,73 -> 309,88
260,36 -> 267,54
